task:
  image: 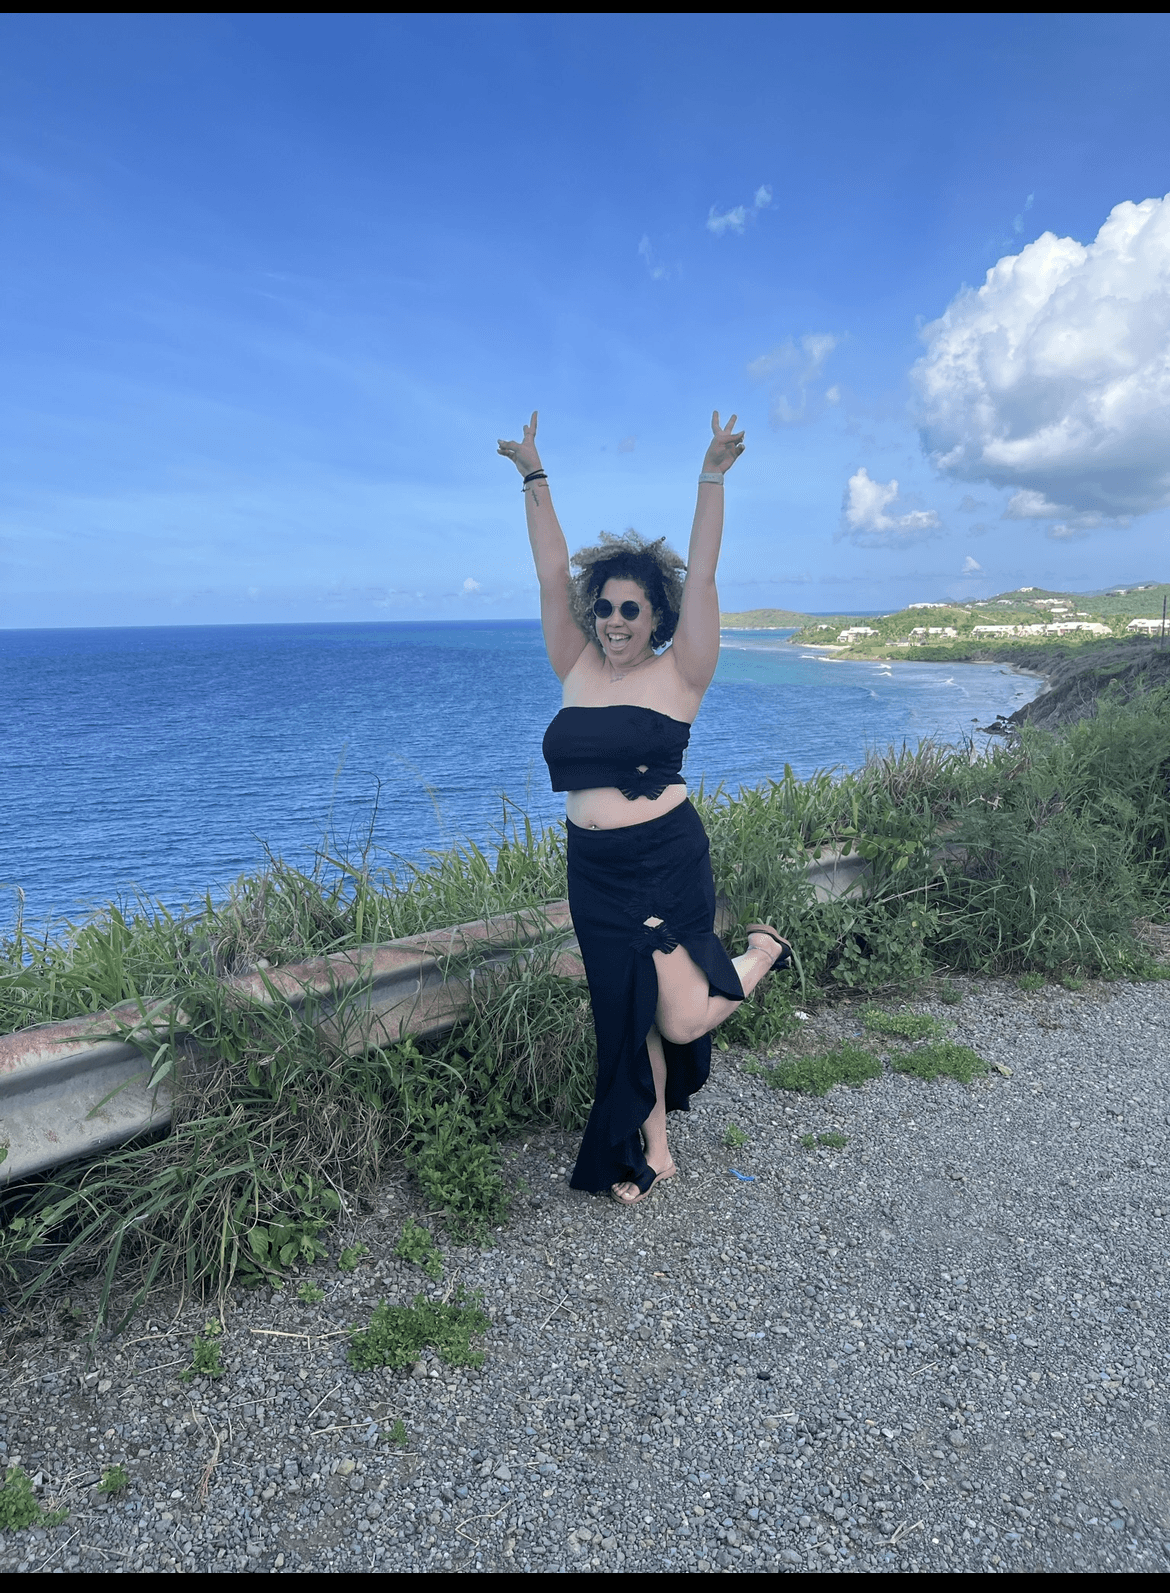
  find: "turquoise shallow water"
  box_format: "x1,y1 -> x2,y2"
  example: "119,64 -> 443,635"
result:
0,621 -> 1039,927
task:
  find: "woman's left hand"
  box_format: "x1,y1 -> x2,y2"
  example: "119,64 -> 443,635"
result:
702,410 -> 745,476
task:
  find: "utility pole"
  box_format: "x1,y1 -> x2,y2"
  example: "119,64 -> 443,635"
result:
1162,594 -> 1167,651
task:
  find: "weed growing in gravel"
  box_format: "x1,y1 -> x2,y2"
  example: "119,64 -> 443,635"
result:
936,981 -> 963,1005
387,1419 -> 409,1446
861,1007 -> 946,1042
409,1124 -> 510,1243
394,1220 -> 443,1281
98,1465 -> 130,1495
338,1243 -> 370,1273
180,1321 -> 224,1382
0,1465 -> 66,1531
297,1282 -> 325,1304
56,1299 -> 86,1338
889,1041 -> 987,1084
348,1291 -> 490,1371
0,1465 -> 40,1531
723,1123 -> 750,1149
800,1131 -> 849,1150
752,1040 -> 882,1097
1059,973 -> 1086,991
1017,973 -> 1046,993
238,1200 -> 338,1289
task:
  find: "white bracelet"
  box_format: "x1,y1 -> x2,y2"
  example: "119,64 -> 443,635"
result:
698,471 -> 725,486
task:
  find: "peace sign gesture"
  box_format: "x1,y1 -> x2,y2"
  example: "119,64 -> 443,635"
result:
702,410 -> 745,476
497,411 -> 543,478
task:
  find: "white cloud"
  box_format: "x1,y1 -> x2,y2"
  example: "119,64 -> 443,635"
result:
824,385 -> 840,404
840,467 -> 942,547
462,576 -> 480,592
962,555 -> 982,572
913,193 -> 1170,524
748,332 -> 838,426
1046,524 -> 1088,541
617,435 -> 636,454
707,183 -> 773,236
958,493 -> 985,512
637,234 -> 669,280
707,204 -> 748,236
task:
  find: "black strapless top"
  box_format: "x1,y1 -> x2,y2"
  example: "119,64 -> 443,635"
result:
542,705 -> 691,800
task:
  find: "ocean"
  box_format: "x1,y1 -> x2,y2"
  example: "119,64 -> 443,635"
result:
1,620 -> 1039,929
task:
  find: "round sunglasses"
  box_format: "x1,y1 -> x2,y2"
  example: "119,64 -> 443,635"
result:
593,598 -> 643,621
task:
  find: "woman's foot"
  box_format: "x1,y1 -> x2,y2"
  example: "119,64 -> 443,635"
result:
611,1156 -> 677,1206
743,923 -> 794,970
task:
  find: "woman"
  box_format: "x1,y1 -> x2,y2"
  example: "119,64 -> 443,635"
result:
497,410 -> 791,1205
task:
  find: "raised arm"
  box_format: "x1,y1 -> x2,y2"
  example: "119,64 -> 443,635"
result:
498,411 -> 588,682
669,411 -> 745,692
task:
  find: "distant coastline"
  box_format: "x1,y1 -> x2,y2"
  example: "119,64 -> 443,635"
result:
720,579 -> 1169,670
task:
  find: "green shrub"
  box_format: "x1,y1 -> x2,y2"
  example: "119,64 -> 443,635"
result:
338,1243 -> 370,1273
348,1291 -> 490,1372
723,1123 -> 749,1149
297,1282 -> 325,1304
98,1465 -> 130,1495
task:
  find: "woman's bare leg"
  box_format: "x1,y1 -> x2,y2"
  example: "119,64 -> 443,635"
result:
610,928 -> 786,1201
653,930 -> 783,1048
611,1025 -> 678,1204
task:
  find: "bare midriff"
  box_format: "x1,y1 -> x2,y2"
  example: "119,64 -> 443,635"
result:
565,780 -> 689,831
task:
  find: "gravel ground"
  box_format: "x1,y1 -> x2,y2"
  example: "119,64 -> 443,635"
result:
2,972 -> 1168,1575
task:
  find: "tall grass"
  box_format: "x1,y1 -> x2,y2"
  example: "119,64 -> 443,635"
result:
2,684 -> 1167,1327
0,801 -> 569,1035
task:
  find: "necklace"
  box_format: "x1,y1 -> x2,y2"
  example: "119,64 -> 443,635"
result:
605,649 -> 654,684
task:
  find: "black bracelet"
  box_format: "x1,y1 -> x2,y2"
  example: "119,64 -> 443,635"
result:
522,470 -> 548,485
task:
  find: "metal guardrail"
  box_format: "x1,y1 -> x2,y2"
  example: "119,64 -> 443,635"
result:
0,850 -> 878,1186
0,903 -> 582,1187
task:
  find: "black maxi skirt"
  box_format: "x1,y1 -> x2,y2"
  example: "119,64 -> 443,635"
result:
566,799 -> 744,1194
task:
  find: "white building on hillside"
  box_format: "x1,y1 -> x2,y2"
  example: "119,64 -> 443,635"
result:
1127,617 -> 1164,633
972,621 -> 1110,638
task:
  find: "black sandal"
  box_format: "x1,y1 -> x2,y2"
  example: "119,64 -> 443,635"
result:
611,1161 -> 674,1206
743,923 -> 795,971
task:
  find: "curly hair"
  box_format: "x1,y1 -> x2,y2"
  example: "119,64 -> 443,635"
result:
568,530 -> 687,650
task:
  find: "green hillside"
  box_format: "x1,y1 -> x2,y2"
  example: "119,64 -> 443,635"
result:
718,607 -> 810,628
722,582 -> 1169,661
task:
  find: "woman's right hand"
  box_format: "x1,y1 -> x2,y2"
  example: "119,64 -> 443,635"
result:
497,411 -> 543,477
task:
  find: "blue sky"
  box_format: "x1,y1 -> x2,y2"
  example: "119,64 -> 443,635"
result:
3,12 -> 1170,628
